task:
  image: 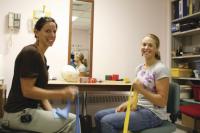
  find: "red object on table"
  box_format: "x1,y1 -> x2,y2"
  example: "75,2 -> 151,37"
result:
88,78 -> 96,83
112,74 -> 119,81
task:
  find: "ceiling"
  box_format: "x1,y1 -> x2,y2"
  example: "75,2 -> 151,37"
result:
72,0 -> 92,30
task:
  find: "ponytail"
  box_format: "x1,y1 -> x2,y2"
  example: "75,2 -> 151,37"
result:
78,53 -> 87,67
82,59 -> 87,67
155,51 -> 161,60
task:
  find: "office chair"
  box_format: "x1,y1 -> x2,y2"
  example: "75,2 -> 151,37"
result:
126,82 -> 180,133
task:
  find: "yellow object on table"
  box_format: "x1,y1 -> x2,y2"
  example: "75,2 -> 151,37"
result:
123,78 -> 131,83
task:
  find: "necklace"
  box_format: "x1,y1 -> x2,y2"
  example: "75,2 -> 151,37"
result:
35,44 -> 45,63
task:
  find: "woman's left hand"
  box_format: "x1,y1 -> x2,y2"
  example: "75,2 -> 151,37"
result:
115,102 -> 128,112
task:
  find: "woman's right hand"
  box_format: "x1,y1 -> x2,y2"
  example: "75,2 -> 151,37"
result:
115,102 -> 128,112
62,86 -> 79,101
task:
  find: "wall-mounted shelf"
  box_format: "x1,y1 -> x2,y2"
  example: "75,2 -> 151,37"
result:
181,99 -> 200,104
172,54 -> 200,59
172,77 -> 200,81
172,28 -> 200,37
172,12 -> 200,23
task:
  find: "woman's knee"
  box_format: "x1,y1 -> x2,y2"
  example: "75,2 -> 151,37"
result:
95,110 -> 105,121
100,114 -> 114,125
95,108 -> 115,121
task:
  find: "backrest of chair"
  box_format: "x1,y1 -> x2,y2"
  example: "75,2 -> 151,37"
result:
167,82 -> 180,114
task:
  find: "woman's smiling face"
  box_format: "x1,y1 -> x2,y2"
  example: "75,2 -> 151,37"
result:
141,36 -> 158,60
36,22 -> 57,47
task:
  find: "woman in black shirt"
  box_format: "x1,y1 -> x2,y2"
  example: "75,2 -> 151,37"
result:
3,17 -> 78,133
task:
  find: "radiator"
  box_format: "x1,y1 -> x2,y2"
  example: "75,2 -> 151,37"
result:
51,91 -> 129,127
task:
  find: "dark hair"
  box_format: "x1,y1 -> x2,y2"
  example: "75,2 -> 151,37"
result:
34,17 -> 57,38
146,33 -> 161,60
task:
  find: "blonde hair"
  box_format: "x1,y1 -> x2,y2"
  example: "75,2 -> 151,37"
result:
145,33 -> 161,60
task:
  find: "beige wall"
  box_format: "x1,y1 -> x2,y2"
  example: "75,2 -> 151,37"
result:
93,0 -> 170,80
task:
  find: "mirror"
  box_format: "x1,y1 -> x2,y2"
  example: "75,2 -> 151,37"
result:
68,0 -> 94,77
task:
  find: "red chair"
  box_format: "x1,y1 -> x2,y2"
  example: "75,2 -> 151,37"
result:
179,104 -> 200,133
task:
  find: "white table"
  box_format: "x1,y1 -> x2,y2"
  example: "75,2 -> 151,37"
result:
48,80 -> 132,91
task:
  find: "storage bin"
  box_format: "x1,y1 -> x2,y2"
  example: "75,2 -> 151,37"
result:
171,68 -> 192,77
192,85 -> 200,101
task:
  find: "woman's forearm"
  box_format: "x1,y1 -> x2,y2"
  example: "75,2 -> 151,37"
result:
139,88 -> 166,107
22,86 -> 66,100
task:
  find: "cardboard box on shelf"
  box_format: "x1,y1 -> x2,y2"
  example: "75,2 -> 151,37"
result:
182,114 -> 200,129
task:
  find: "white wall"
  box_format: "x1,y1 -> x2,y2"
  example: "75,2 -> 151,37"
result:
0,0 -> 70,92
93,0 -> 169,80
0,0 -> 170,93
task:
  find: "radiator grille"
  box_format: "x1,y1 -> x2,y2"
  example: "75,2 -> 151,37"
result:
87,95 -> 128,104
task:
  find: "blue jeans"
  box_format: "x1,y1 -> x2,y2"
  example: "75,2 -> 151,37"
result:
94,107 -> 162,133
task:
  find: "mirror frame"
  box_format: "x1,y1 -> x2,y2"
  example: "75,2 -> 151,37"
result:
68,0 -> 94,77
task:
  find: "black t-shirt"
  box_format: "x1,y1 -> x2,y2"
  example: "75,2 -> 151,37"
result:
4,44 -> 49,113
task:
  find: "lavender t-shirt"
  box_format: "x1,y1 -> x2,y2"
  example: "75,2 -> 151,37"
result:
136,61 -> 169,120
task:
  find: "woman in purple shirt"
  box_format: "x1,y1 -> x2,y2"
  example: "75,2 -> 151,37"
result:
95,34 -> 169,133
